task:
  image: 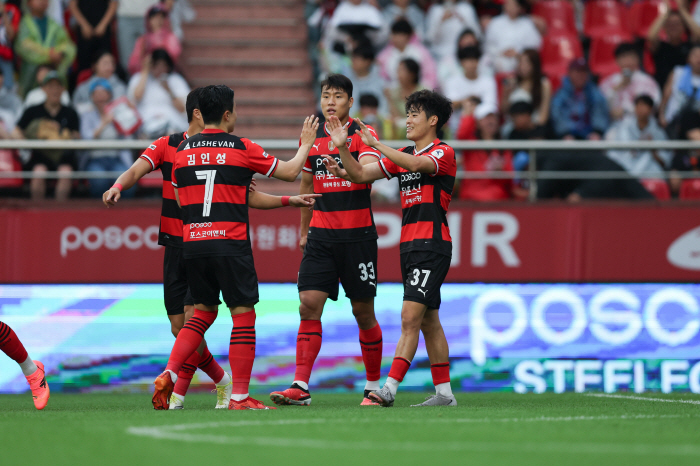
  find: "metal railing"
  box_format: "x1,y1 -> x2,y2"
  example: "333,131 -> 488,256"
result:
1,139 -> 699,201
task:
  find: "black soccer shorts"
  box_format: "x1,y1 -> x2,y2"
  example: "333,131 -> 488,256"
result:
297,239 -> 378,301
185,255 -> 260,309
163,246 -> 195,315
400,251 -> 451,309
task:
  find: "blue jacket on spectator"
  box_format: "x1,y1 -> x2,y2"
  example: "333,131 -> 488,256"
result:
551,77 -> 609,139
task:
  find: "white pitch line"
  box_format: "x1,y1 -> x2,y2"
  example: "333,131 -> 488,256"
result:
586,394 -> 700,405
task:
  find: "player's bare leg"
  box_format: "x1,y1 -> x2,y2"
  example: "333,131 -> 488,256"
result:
411,308 -> 456,407
351,298 -> 383,405
369,300 -> 427,407
228,304 -> 275,410
0,322 -> 49,410
270,290 -> 326,406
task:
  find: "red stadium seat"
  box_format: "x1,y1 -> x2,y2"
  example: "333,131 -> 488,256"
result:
643,48 -> 656,75
641,178 -> 671,200
541,33 -> 584,80
680,178 -> 700,199
589,34 -> 632,78
138,169 -> 162,189
584,0 -> 630,38
532,0 -> 577,34
628,0 -> 665,37
0,150 -> 22,188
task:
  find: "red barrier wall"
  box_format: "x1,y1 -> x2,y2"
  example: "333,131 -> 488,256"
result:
1,201 -> 699,283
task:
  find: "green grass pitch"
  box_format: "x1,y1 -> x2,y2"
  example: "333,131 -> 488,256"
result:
1,392 -> 700,465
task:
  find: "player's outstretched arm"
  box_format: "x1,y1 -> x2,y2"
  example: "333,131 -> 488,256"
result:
324,115 -> 383,184
299,171 -> 314,252
272,115 -> 320,181
102,158 -> 152,207
355,119 -> 437,174
248,191 -> 321,211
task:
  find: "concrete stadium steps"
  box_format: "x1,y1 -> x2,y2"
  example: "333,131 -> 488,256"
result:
183,0 -> 315,142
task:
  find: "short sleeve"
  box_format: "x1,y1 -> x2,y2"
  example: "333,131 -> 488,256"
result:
140,136 -> 168,171
16,107 -> 33,131
379,157 -> 399,179
303,157 -> 312,173
242,138 -> 279,177
425,145 -> 455,177
357,124 -> 380,161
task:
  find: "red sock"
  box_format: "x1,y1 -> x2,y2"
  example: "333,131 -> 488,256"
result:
359,323 -> 382,382
174,351 -> 200,396
0,322 -> 28,363
294,319 -> 322,384
388,357 -> 411,382
166,309 -> 217,374
229,310 -> 256,395
198,346 -> 225,384
431,362 -> 450,385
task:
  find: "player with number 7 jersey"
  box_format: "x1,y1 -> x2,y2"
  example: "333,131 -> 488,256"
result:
152,84 -> 320,411
322,89 -> 458,408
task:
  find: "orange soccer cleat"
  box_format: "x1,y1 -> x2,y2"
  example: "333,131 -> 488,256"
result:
269,383 -> 311,406
229,396 -> 277,410
26,360 -> 49,410
360,390 -> 380,406
152,371 -> 175,410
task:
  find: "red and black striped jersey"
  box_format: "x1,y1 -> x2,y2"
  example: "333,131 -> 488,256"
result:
302,117 -> 380,242
378,139 -> 456,257
139,132 -> 188,248
171,129 -> 280,258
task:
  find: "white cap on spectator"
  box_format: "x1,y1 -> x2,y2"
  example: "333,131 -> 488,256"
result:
474,102 -> 499,120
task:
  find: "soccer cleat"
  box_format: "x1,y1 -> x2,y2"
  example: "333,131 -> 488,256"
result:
229,396 -> 277,410
26,360 -> 49,410
410,394 -> 458,407
269,383 -> 312,406
368,386 -> 395,407
214,372 -> 233,409
152,371 -> 175,410
169,395 -> 184,410
360,390 -> 380,406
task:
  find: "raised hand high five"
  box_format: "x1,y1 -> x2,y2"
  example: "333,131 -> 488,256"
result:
300,115 -> 320,147
354,119 -> 379,148
326,115 -> 348,150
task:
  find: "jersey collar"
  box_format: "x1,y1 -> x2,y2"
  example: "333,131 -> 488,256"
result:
201,128 -> 226,134
414,139 -> 439,155
323,117 -> 352,136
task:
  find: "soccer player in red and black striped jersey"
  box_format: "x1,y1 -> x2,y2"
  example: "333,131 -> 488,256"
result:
269,74 -> 385,407
152,84 -> 320,410
0,321 -> 49,409
322,90 -> 458,407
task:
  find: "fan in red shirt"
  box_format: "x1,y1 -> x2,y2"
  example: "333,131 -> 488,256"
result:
322,89 -> 458,407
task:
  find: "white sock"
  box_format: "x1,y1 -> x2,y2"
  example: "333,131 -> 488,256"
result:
167,370 -> 178,383
231,393 -> 248,401
172,393 -> 185,403
216,371 -> 231,386
385,377 -> 400,396
293,380 -> 309,391
19,357 -> 38,377
436,382 -> 453,397
365,380 -> 380,391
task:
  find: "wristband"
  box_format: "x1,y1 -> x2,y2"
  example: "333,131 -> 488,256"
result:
281,196 -> 290,207
112,183 -> 123,191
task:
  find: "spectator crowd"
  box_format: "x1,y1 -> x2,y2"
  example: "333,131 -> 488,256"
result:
308,0 -> 700,200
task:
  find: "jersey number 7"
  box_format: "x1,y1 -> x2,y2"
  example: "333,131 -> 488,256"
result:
195,169 -> 216,217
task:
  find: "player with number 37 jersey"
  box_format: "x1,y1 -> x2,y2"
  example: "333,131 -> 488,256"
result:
322,89 -> 458,408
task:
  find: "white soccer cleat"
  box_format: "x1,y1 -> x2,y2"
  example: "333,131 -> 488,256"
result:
214,372 -> 233,409
169,395 -> 184,410
410,394 -> 457,407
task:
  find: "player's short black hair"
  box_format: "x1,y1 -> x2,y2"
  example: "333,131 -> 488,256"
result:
198,85 -> 234,125
405,89 -> 453,131
151,48 -> 174,73
352,43 -> 376,61
614,42 -> 637,58
185,87 -> 203,123
359,93 -> 379,108
400,58 -> 421,85
458,45 -> 481,61
634,94 -> 654,108
320,74 -> 353,98
509,100 -> 534,116
391,19 -> 413,36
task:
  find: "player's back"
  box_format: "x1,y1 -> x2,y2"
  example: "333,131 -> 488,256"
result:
172,129 -> 280,258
